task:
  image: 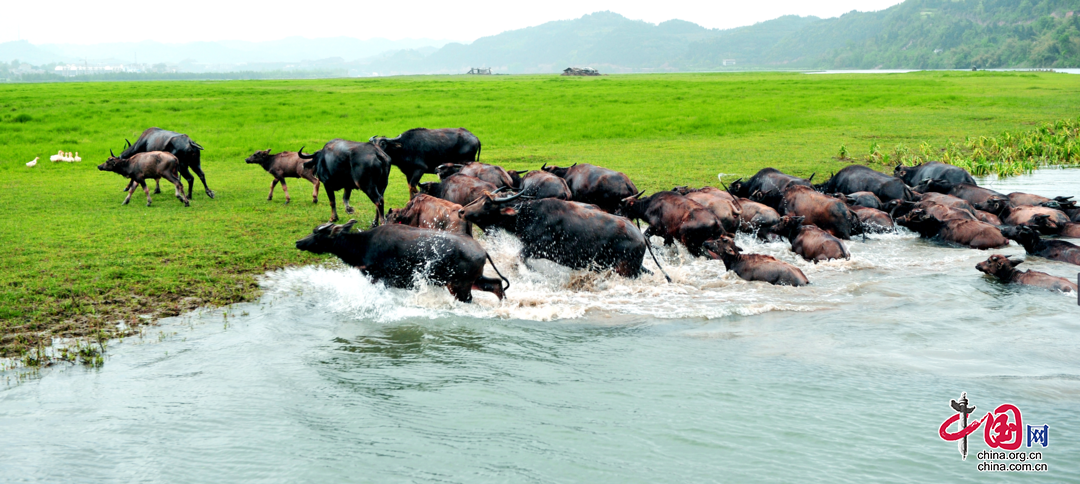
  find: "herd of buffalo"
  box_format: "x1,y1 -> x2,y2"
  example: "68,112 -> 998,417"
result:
97,126 -> 1080,302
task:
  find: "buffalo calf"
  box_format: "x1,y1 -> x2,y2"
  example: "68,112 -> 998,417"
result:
246,149 -> 320,204
772,216 -> 850,262
977,255 -> 1077,293
703,237 -> 809,286
98,151 -> 190,207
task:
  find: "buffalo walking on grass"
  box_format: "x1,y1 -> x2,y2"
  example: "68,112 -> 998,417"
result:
245,149 -> 321,204
98,151 -> 190,207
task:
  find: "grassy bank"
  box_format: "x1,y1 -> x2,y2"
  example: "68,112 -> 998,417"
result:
2,71 -> 1079,359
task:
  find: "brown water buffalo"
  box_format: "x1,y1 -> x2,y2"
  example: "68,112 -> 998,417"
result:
771,216 -> 850,262
369,128 -> 481,194
887,199 -> 975,222
1001,225 -> 1080,265
976,254 -> 1077,293
98,151 -> 190,207
999,205 -> 1070,235
975,210 -> 1003,225
673,187 -> 742,233
915,179 -> 1008,213
816,165 -> 914,202
843,191 -> 884,210
702,237 -> 809,286
895,161 -> 976,187
1007,192 -> 1076,210
897,209 -> 1008,250
118,127 -> 213,199
386,194 -> 471,236
619,191 -> 725,257
735,197 -> 782,235
518,170 -> 572,200
295,220 -> 508,302
436,162 -> 513,189
778,185 -> 859,239
729,168 -> 813,209
542,163 -> 638,213
1061,223 -> 1080,238
298,140 -> 391,224
918,192 -> 979,215
850,206 -> 894,233
418,174 -> 499,207
245,149 -> 320,204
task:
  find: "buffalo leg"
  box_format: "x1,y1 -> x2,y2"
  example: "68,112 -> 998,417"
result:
308,177 -> 320,204
473,277 -> 505,300
140,180 -> 152,207
268,179 -> 278,201
326,189 -> 339,222
153,178 -> 162,195
188,154 -> 214,198
343,188 -> 355,214
280,179 -> 290,205
122,181 -> 138,205
361,184 -> 385,226
178,164 -> 196,199
162,171 -> 190,207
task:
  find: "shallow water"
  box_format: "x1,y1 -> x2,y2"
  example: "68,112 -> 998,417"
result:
3,170 -> 1080,482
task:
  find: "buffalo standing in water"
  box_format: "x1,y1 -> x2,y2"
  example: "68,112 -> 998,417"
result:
672,186 -> 742,234
896,208 -> 1008,250
298,139 -> 391,224
619,191 -> 725,257
245,149 -> 320,204
778,185 -> 860,240
516,170 -> 572,200
770,216 -> 850,262
726,168 -> 813,210
914,179 -> 1008,213
815,165 -> 914,202
370,128 -> 481,194
118,127 -> 214,199
702,237 -> 809,286
418,174 -> 500,207
894,161 -> 976,187
542,163 -> 638,213
98,151 -> 190,207
296,220 -> 508,302
1000,225 -> 1080,266
386,194 -> 472,237
976,254 -> 1078,293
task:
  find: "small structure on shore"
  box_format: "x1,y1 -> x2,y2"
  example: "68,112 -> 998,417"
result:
467,67 -> 492,75
562,67 -> 600,76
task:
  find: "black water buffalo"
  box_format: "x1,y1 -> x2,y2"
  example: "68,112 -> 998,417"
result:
436,162 -> 513,189
999,205 -> 1070,235
976,254 -> 1078,293
673,187 -> 742,233
619,191 -> 725,257
895,161 -> 976,187
369,128 -> 481,194
296,220 -> 508,302
702,237 -> 809,286
418,174 -> 499,207
459,192 -> 663,278
1007,192 -> 1077,210
843,191 -> 884,210
771,215 -> 850,262
517,170 -> 572,200
1067,208 -> 1080,223
119,127 -> 214,199
896,209 -> 1008,250
245,149 -> 320,204
728,168 -> 813,209
915,180 -> 1008,213
816,165 -> 914,202
542,163 -> 638,213
778,185 -> 859,240
850,206 -> 894,233
386,194 -> 471,236
98,151 -> 189,207
297,139 -> 391,224
1001,225 -> 1080,265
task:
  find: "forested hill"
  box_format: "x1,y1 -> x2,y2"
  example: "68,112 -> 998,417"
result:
366,0 -> 1080,74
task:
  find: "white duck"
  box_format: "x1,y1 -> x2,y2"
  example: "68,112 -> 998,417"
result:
73,152 -> 82,162
26,157 -> 38,167
64,152 -> 75,162
50,150 -> 64,162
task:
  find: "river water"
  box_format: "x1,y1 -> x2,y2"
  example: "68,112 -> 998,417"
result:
2,170 -> 1079,482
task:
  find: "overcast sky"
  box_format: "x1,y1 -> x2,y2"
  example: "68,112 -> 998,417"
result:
3,0 -> 905,45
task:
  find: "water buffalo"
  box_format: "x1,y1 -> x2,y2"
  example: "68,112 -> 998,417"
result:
369,128 -> 481,194
999,205 -> 1070,235
119,127 -> 213,199
1000,225 -> 1080,265
896,209 -> 1008,250
734,197 -> 782,236
245,149 -> 320,204
418,174 -> 499,207
728,168 -> 812,209
295,220 -> 508,302
850,206 -> 894,233
542,163 -> 638,213
517,170 -> 571,200
977,254 -> 1078,293
888,199 -> 976,222
1067,208 -> 1080,223
98,151 -> 190,207
673,187 -> 742,233
386,194 -> 472,236
815,165 -> 914,202
436,162 -> 513,189
297,139 -> 391,224
843,191 -> 884,210
459,192 -> 664,279
771,216 -> 850,262
1007,192 -> 1076,210
895,161 -> 976,187
975,210 -> 1003,225
1060,222 -> 1080,238
778,185 -> 859,240
702,237 -> 809,286
915,179 -> 1008,213
619,191 -> 725,257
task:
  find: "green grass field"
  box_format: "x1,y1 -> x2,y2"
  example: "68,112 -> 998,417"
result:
2,71 -> 1079,357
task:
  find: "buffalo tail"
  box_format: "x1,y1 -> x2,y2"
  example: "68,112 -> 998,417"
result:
643,234 -> 673,283
486,253 -> 511,292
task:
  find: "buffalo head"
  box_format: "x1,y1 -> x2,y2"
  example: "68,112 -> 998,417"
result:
245,149 -> 272,165
435,163 -> 466,179
541,163 -> 571,178
295,220 -> 358,254
771,215 -> 807,239
617,190 -> 647,219
999,225 -> 1038,245
369,136 -> 403,153
702,236 -> 741,261
726,178 -> 745,197
976,254 -> 1024,279
914,178 -> 954,194
458,191 -> 524,227
98,151 -> 125,172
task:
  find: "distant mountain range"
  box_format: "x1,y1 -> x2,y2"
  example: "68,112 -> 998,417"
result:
3,0 -> 1079,76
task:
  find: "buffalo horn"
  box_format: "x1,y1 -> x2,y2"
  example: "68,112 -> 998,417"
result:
110,148 -> 115,157
296,146 -> 314,159
492,191 -> 524,204
807,173 -> 815,183
541,163 -> 547,170
125,138 -> 131,148
633,190 -> 645,199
